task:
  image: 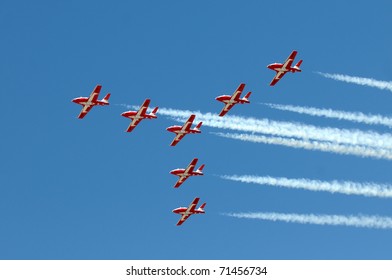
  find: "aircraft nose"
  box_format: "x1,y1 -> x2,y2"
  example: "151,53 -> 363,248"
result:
215,96 -> 224,102
121,111 -> 131,117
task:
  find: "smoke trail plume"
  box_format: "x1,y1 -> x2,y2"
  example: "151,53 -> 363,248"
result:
263,103 -> 392,128
317,72 -> 392,92
221,175 -> 392,198
213,132 -> 392,160
121,105 -> 392,151
161,108 -> 392,150
224,212 -> 392,229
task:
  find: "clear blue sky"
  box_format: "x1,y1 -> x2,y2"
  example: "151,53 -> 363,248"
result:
1,0 -> 392,259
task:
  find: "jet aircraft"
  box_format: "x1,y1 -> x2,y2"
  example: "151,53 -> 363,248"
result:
72,85 -> 110,119
267,50 -> 302,86
170,158 -> 204,188
215,83 -> 251,116
166,114 -> 202,146
121,99 -> 158,132
172,197 -> 206,226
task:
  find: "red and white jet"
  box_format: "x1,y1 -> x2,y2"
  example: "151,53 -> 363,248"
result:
172,197 -> 206,226
72,85 -> 111,119
166,114 -> 202,146
267,50 -> 302,86
170,158 -> 205,188
120,99 -> 158,132
215,83 -> 251,116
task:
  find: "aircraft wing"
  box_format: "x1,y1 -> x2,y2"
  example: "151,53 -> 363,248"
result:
187,197 -> 200,212
218,103 -> 236,117
88,85 -> 102,103
78,104 -> 94,119
270,71 -> 287,86
176,213 -> 192,226
174,175 -> 189,188
283,50 -> 297,69
185,158 -> 198,173
170,133 -> 186,146
126,118 -> 143,132
232,83 -> 245,100
182,114 -> 195,131
139,99 -> 151,117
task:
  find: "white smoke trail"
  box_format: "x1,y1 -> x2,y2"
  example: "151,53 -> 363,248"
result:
121,105 -> 392,150
224,212 -> 392,229
157,108 -> 392,150
213,132 -> 392,160
221,175 -> 392,198
263,103 -> 392,128
317,72 -> 392,92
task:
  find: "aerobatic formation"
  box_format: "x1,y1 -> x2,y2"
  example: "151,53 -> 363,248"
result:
72,50 -> 303,226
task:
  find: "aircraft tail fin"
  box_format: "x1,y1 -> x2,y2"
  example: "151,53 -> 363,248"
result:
151,107 -> 159,115
243,91 -> 252,102
293,60 -> 302,72
102,93 -> 111,103
198,203 -> 206,212
196,164 -> 205,173
195,122 -> 203,131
